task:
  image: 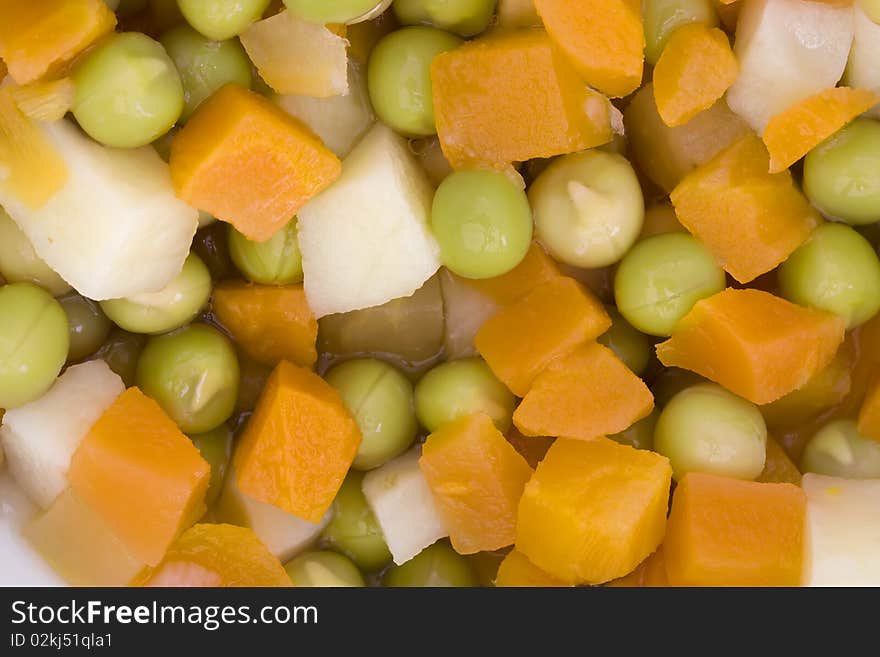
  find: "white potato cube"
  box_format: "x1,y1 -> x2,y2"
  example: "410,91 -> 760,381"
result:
0,119 -> 199,300
439,268 -> 501,360
0,360 -> 124,509
298,123 -> 441,318
844,6 -> 880,119
362,447 -> 448,565
802,473 -> 880,586
726,0 -> 854,133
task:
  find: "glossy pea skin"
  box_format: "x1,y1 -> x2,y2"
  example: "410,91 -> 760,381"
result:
325,359 -> 418,470
778,223 -> 880,329
529,150 -> 645,269
284,0 -> 389,23
597,307 -> 652,375
285,551 -> 366,587
384,541 -> 477,587
431,169 -> 533,279
367,26 -> 463,137
414,358 -> 515,433
0,283 -> 69,409
643,0 -> 719,66
393,0 -> 497,37
72,32 -> 184,148
609,409 -> 658,451
0,209 -> 71,297
654,383 -> 767,481
803,119 -> 880,226
135,324 -> 239,433
93,330 -> 147,388
178,0 -> 271,40
160,24 -> 253,121
59,294 -> 113,362
800,419 -> 880,479
321,471 -> 393,571
228,222 -> 304,286
189,424 -> 232,507
614,232 -> 726,337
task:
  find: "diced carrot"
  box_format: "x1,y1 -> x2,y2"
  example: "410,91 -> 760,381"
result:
420,413 -> 533,554
671,135 -> 821,283
656,288 -> 846,404
233,360 -> 361,522
664,472 -> 806,586
9,77 -> 76,122
494,550 -> 568,587
608,548 -> 669,587
858,374 -> 880,442
653,24 -> 739,127
145,524 -> 291,587
757,436 -> 802,485
516,438 -> 672,584
465,242 -> 562,307
505,429 -> 555,469
475,277 -> 610,396
763,87 -> 879,173
68,388 -> 211,566
0,0 -> 116,84
533,0 -> 645,98
170,84 -> 341,242
514,342 -> 654,441
212,282 -> 317,368
431,30 -> 612,170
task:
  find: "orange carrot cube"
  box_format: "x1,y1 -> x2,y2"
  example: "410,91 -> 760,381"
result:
170,84 -> 341,242
233,360 -> 361,522
494,550 -> 567,587
858,374 -> 880,442
465,241 -> 561,307
608,548 -> 669,587
656,288 -> 846,404
664,472 -> 806,586
68,388 -> 211,566
758,436 -> 802,484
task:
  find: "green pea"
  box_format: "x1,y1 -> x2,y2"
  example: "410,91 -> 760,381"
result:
0,209 -> 71,297
643,0 -> 719,66
93,329 -> 147,388
414,358 -> 515,433
59,294 -> 113,362
614,232 -> 726,337
529,150 -> 645,269
189,424 -> 232,507
651,367 -> 707,408
609,409 -> 658,451
325,359 -> 418,471
284,0 -> 389,23
135,324 -> 240,433
100,254 -> 211,336
0,283 -> 69,409
778,223 -> 880,329
178,0 -> 271,40
431,169 -> 533,279
228,222 -> 304,286
72,32 -> 184,148
393,0 -> 497,37
322,471 -> 392,571
284,551 -> 366,587
800,419 -> 880,479
160,24 -> 253,121
654,383 -> 767,481
597,307 -> 652,375
384,541 -> 477,587
367,26 -> 463,137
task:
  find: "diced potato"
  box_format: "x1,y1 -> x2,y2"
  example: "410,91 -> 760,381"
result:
844,5 -> 880,119
439,269 -> 501,360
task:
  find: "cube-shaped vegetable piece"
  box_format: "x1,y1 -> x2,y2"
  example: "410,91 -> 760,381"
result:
656,288 -> 846,405
0,361 -> 124,509
516,438 -> 672,584
0,119 -> 199,301
845,6 -> 880,120
431,30 -> 613,170
233,360 -> 361,522
533,0 -> 644,98
475,277 -> 611,396
494,550 -> 567,587
514,342 -> 654,440
212,283 -> 317,368
0,0 -> 116,84
664,472 -> 806,586
757,437 -> 802,485
68,388 -> 211,566
145,524 -> 291,587
762,87 -> 878,173
652,23 -> 739,127
466,242 -> 562,306
670,135 -> 821,283
858,375 -> 880,442
297,123 -> 441,318
216,467 -> 329,563
362,447 -> 448,565
608,548 -> 669,587
420,413 -> 533,554
802,473 -> 880,586
24,489 -> 145,586
170,84 -> 341,243
240,10 -> 349,97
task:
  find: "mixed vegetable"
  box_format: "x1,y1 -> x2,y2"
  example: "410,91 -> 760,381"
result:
1,0 -> 880,588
